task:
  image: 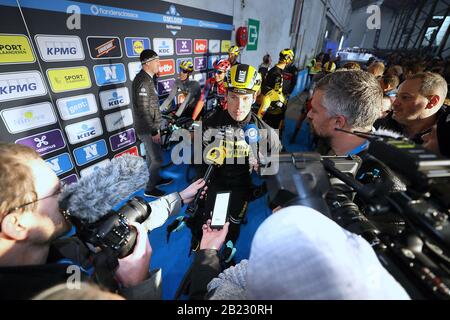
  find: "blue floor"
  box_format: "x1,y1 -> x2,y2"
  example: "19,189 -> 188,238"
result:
121,118 -> 314,299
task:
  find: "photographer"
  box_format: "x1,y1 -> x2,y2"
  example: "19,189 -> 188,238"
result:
306,70 -> 406,190
0,143 -> 207,300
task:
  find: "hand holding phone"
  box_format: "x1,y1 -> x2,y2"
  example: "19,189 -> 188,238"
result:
211,191 -> 231,230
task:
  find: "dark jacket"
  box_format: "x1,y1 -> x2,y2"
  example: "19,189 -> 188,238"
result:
374,106 -> 449,145
201,110 -> 282,185
177,249 -> 222,300
131,69 -> 162,136
262,65 -> 284,95
0,237 -> 162,300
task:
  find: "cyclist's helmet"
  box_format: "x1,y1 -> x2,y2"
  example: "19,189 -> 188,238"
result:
279,49 -> 295,64
214,59 -> 232,73
228,45 -> 240,57
179,60 -> 194,73
225,64 -> 259,94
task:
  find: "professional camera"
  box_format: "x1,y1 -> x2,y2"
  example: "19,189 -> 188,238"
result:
61,196 -> 151,259
267,139 -> 450,299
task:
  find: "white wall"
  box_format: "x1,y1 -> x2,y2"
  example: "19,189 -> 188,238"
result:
163,0 -> 295,67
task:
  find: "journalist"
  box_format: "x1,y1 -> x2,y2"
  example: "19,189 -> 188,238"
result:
0,143 -> 206,300
375,72 -> 449,144
205,206 -> 410,300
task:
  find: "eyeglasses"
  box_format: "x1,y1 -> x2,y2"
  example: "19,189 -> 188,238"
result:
4,185 -> 63,216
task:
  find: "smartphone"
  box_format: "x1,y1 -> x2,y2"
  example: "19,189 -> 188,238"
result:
211,191 -> 231,230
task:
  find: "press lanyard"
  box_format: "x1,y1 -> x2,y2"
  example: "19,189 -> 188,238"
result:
347,140 -> 370,156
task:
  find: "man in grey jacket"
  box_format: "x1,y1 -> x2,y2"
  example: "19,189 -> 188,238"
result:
132,49 -> 172,197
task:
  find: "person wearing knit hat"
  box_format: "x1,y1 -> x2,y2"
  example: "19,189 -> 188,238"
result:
207,206 -> 410,300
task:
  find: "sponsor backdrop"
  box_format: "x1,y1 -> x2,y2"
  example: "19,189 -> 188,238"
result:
0,0 -> 232,184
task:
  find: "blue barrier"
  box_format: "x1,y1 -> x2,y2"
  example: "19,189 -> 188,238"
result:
290,69 -> 309,98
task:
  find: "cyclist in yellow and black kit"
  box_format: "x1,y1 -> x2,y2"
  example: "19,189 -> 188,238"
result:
257,49 -> 295,136
228,45 -> 241,67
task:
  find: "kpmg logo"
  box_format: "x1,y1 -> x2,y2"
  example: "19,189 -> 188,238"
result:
73,139 -> 108,166
157,78 -> 175,96
46,153 -> 74,176
15,129 -> 66,156
65,118 -> 103,145
57,94 -> 98,121
1,102 -> 56,134
209,40 -> 220,54
80,159 -> 110,177
35,35 -> 84,62
175,39 -> 192,55
194,57 -> 207,71
153,38 -> 174,56
93,63 -> 127,86
104,108 -> 134,132
0,71 -> 47,102
124,37 -> 151,57
99,87 -> 130,111
128,61 -> 142,81
109,128 -> 136,151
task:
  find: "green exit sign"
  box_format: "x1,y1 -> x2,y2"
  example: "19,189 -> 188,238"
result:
247,19 -> 259,51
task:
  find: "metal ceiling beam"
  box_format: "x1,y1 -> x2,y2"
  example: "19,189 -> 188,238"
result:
390,7 -> 408,49
403,0 -> 427,48
437,14 -> 450,56
386,11 -> 400,48
413,0 -> 440,49
426,5 -> 450,52
396,7 -> 416,49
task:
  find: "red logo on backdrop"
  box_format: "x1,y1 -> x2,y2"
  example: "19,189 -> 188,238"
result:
194,39 -> 208,54
114,146 -> 139,158
158,59 -> 175,76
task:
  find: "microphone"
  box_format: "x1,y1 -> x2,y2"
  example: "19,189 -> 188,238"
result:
244,123 -> 260,162
59,155 -> 148,224
185,133 -> 227,216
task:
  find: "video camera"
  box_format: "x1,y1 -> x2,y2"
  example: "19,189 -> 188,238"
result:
267,137 -> 450,299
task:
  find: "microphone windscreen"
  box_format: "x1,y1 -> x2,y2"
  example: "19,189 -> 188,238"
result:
244,124 -> 260,144
59,155 -> 149,223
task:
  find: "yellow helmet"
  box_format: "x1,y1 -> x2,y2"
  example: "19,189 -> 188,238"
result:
253,72 -> 263,93
225,64 -> 259,94
279,48 -> 294,64
179,60 -> 194,73
228,45 -> 240,56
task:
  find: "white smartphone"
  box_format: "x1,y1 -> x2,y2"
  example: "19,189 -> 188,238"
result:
211,191 -> 231,230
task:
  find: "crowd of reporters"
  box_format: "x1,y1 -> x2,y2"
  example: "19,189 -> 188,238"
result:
0,43 -> 449,300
